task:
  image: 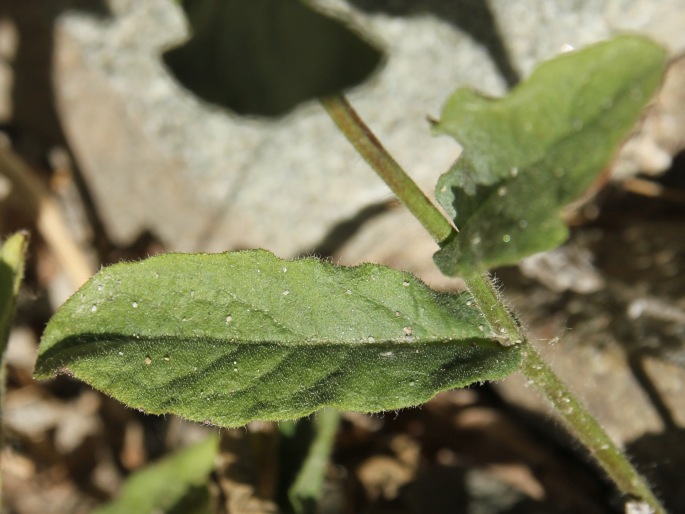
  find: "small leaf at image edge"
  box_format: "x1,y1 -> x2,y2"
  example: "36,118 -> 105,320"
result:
1,232 -> 29,356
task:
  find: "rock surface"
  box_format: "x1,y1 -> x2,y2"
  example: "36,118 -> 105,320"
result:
53,0 -> 685,272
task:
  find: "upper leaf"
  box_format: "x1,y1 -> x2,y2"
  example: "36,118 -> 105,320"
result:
164,0 -> 383,116
433,36 -> 667,276
35,250 -> 520,428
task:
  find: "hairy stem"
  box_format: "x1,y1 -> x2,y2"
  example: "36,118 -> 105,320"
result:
519,343 -> 665,513
323,94 -> 667,513
320,95 -> 453,243
461,272 -> 522,346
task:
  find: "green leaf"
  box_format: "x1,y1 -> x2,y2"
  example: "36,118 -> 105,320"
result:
35,250 -> 519,428
288,409 -> 340,514
163,0 -> 383,116
93,434 -> 218,514
433,36 -> 667,276
1,231 -> 29,357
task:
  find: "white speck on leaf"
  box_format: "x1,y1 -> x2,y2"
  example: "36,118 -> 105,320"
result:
91,305 -> 97,313
132,301 -> 138,308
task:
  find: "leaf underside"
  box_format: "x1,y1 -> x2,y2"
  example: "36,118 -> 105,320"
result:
433,36 -> 667,276
35,250 -> 519,428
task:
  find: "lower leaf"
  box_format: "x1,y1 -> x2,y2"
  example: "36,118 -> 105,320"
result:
93,434 -> 218,514
35,250 -> 520,427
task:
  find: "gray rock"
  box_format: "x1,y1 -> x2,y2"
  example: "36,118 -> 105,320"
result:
53,0 -> 685,262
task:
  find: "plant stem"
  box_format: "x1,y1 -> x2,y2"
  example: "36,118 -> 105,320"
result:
320,95 -> 453,243
323,94 -> 667,513
519,343 -> 666,514
462,272 -> 666,513
460,272 -> 523,346
288,409 -> 341,513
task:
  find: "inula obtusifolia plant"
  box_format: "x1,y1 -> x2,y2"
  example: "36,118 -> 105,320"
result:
0,2 -> 671,513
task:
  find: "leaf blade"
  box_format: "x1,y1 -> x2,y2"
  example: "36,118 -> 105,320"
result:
164,0 -> 383,116
35,250 -> 520,427
433,36 -> 667,275
93,434 -> 218,514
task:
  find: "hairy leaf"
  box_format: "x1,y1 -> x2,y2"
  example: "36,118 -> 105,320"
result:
35,250 -> 519,428
93,435 -> 218,514
164,0 -> 382,116
433,36 -> 667,275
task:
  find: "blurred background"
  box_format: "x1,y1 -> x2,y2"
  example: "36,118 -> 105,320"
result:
1,0 -> 684,512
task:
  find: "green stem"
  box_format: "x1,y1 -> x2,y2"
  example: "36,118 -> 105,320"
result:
288,410 -> 341,514
519,343 -> 665,514
320,95 -> 453,243
460,272 -> 522,346
323,94 -> 667,513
